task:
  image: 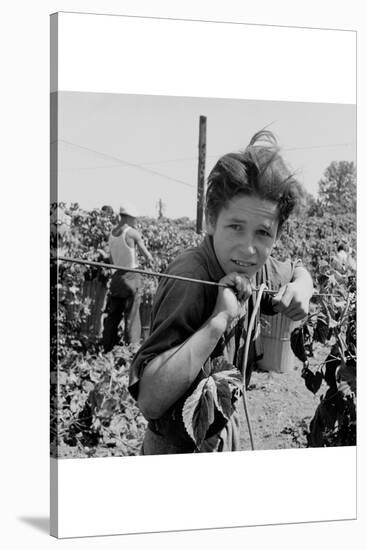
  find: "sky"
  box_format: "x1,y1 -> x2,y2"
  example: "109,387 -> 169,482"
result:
55,92 -> 356,219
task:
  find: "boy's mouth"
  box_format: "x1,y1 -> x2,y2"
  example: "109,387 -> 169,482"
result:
232,259 -> 256,268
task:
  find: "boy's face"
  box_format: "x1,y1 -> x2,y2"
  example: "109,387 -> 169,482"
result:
207,194 -> 279,279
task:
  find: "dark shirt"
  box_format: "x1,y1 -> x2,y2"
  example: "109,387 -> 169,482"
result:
129,235 -> 296,452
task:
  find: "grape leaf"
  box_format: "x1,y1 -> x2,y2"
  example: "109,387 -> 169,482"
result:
204,385 -> 216,427
58,371 -> 68,385
301,367 -> 323,394
212,377 -> 234,420
314,317 -> 329,344
290,327 -> 308,362
182,377 -> 217,448
337,362 -> 356,395
99,397 -> 118,419
317,273 -> 329,287
328,317 -> 338,329
213,368 -> 242,386
208,356 -> 235,375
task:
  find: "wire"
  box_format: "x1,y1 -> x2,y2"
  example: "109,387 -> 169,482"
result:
57,256 -> 280,293
58,139 -> 195,188
57,256 -> 343,298
58,256 -> 228,289
138,156 -> 199,166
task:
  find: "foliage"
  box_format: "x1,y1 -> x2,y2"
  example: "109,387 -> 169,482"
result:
50,344 -> 147,458
51,204 -> 203,457
317,160 -> 356,214
182,357 -> 243,450
275,160 -> 356,275
137,216 -> 202,273
275,211 -> 356,277
290,258 -> 356,447
137,216 -> 202,306
52,204 -> 203,351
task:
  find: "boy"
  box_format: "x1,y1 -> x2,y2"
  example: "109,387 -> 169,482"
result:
129,130 -> 313,454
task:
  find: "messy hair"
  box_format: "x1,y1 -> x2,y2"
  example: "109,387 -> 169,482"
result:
205,130 -> 304,232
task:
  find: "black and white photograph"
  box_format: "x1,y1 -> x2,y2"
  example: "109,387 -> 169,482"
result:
51,91 -> 356,458
45,9 -> 359,540
3,1 -> 364,546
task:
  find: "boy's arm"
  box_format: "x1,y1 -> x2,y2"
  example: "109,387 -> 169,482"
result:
138,312 -> 228,420
137,272 -> 251,420
271,264 -> 314,321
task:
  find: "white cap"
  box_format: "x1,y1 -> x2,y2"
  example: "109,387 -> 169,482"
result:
119,203 -> 139,218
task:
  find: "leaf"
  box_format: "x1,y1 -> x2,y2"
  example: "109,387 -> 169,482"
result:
87,388 -> 104,411
70,393 -> 82,413
82,381 -> 94,393
213,368 -> 242,385
337,362 -> 356,395
290,327 -> 308,363
100,398 -> 118,418
314,317 -> 329,344
328,317 -> 338,329
208,356 -> 235,375
301,367 -> 323,394
213,377 -> 234,420
327,274 -> 337,287
204,384 -> 216,427
182,377 -> 217,448
58,371 -> 68,385
317,273 -> 329,287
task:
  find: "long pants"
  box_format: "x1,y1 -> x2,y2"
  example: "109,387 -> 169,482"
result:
102,272 -> 141,352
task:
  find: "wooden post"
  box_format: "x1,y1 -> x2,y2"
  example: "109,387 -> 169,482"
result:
196,115 -> 207,234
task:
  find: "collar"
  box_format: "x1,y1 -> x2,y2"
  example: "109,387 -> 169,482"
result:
200,235 -> 226,282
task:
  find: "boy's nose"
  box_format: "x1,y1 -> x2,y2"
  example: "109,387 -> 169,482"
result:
240,238 -> 256,256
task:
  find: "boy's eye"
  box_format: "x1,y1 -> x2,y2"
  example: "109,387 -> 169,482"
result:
258,229 -> 272,237
228,224 -> 243,231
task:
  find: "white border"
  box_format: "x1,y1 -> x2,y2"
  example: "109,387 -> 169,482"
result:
55,12 -> 356,104
50,11 -> 357,539
54,448 -> 356,538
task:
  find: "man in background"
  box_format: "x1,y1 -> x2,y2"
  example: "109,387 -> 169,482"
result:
102,204 -> 153,352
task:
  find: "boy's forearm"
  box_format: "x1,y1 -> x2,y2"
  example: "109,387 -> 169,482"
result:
137,312 -> 228,420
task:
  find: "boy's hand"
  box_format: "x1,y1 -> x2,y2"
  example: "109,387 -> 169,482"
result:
272,282 -> 311,321
212,273 -> 252,325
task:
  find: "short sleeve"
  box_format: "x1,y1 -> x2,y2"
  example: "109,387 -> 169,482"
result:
259,256 -> 303,315
128,274 -> 215,400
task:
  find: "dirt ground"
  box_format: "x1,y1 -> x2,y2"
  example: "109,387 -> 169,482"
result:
238,345 -> 329,451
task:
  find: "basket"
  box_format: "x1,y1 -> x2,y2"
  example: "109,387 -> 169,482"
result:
81,278 -> 109,341
257,313 -> 300,373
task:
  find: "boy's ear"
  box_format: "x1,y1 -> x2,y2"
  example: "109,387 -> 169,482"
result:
205,217 -> 215,235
